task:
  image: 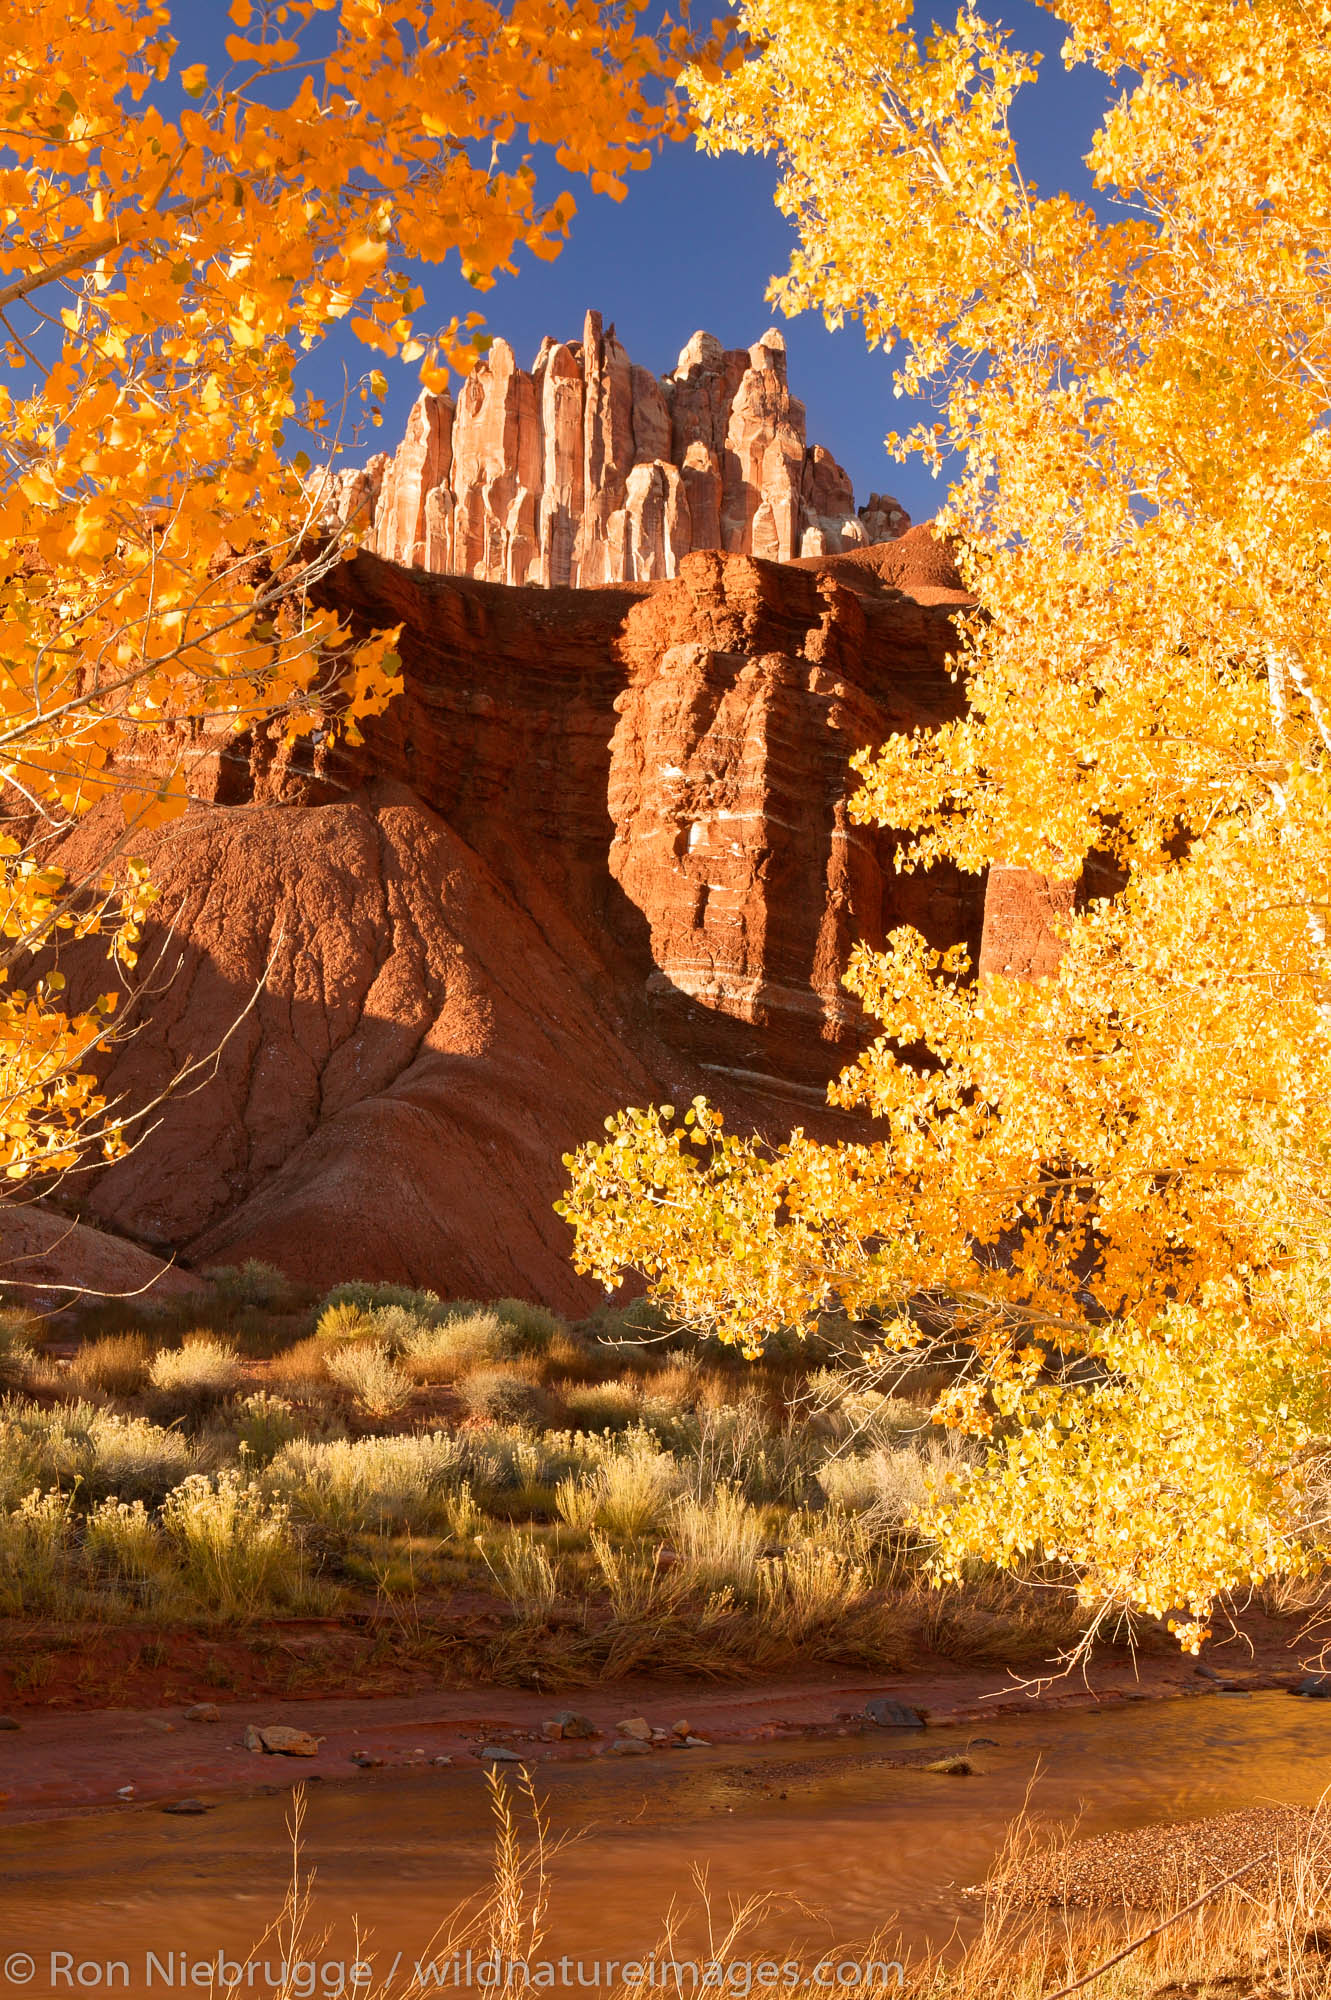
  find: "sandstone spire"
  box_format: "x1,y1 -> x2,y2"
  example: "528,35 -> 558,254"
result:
339,314 -> 909,584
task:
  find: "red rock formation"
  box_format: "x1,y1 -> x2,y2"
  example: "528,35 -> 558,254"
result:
45,536 -> 981,1309
0,1204 -> 203,1313
327,312 -> 910,587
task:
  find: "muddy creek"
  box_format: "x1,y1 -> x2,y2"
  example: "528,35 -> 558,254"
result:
2,1691 -> 1330,1991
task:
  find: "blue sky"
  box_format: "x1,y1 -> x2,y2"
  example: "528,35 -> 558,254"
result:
330,0 -> 1118,524
170,1 -> 1120,524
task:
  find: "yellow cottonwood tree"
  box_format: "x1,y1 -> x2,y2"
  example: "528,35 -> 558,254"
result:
0,0 -> 687,1179
561,0 -> 1331,1644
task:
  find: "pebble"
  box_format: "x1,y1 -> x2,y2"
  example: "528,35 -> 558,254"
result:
162,1798 -> 211,1816
607,1737 -> 652,1757
0,1716 -> 21,1731
544,1711 -> 598,1739
616,1716 -> 652,1741
432,1756 -> 453,1767
183,1703 -> 221,1723
479,1745 -> 525,1764
349,1752 -> 384,1768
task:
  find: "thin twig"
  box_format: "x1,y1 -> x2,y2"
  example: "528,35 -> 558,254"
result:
1040,1849 -> 1273,2000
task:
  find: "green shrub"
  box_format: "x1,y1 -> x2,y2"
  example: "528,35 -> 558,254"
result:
204,1260 -> 296,1313
68,1332 -> 152,1398
228,1391 -> 305,1462
489,1299 -> 565,1353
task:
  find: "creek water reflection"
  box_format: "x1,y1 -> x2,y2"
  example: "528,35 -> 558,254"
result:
2,1691 -> 1331,1983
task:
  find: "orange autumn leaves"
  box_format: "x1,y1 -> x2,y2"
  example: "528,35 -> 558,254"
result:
561,0 -> 1331,1643
0,0 -> 689,1179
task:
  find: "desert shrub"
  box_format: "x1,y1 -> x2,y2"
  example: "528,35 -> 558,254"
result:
670,1483 -> 767,1597
228,1391 -> 305,1462
84,1496 -> 168,1584
459,1364 -> 550,1428
67,1332 -> 152,1398
489,1299 -> 564,1353
267,1430 -> 470,1532
689,1398 -> 818,1505
148,1337 -> 241,1413
320,1281 -> 444,1320
325,1340 -> 412,1418
204,1260 -> 296,1313
399,1310 -> 510,1383
0,1312 -> 40,1389
0,1397 -> 194,1507
85,1410 -> 196,1503
816,1433 -> 975,1531
162,1470 -> 312,1618
0,1489 -> 73,1611
562,1380 -> 643,1433
580,1296 -> 673,1347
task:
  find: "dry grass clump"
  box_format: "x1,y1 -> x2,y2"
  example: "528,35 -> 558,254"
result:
68,1331 -> 152,1397
557,1439 -> 684,1537
325,1339 -> 413,1418
670,1482 -> 768,1596
147,1336 -> 241,1412
267,1334 -> 334,1392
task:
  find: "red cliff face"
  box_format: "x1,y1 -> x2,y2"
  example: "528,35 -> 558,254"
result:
319,313 -> 911,587
50,532 -> 980,1311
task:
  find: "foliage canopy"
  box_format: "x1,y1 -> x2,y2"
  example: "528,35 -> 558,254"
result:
0,0 -> 686,1179
561,0 -> 1331,1646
